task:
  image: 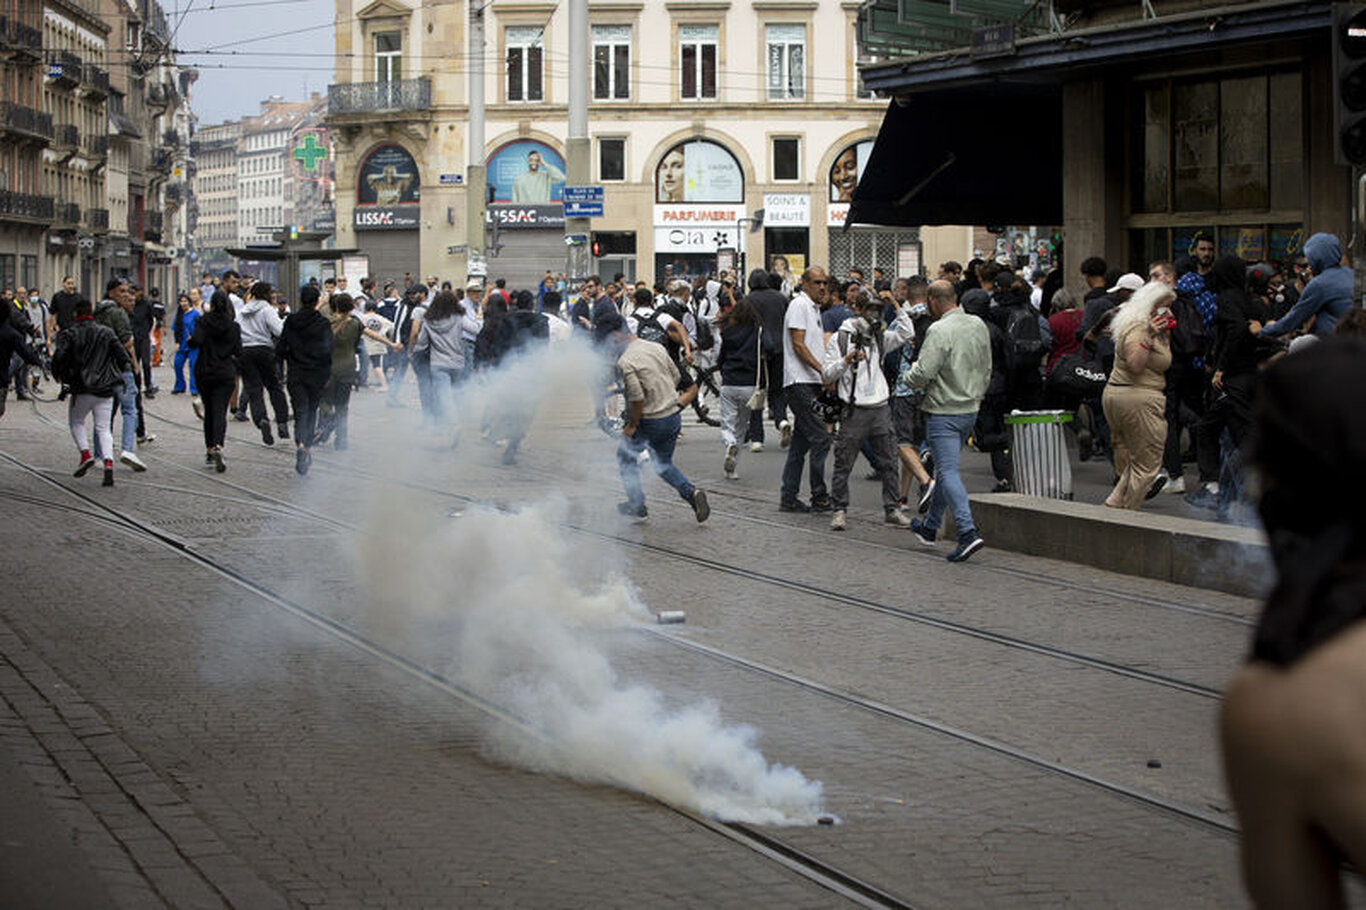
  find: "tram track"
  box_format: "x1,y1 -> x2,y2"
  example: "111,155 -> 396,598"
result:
6,409 -> 1241,831
0,444 -> 920,909
126,405 -> 1230,700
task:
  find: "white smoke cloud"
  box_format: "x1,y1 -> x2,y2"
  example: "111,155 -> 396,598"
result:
351,340 -> 825,824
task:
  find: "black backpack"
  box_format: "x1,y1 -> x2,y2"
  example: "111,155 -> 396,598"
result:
1169,292 -> 1208,360
1004,305 -> 1045,368
633,309 -> 671,349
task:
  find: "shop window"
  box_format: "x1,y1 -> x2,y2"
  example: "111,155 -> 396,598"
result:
680,24 -> 717,100
507,26 -> 544,102
592,25 -> 630,100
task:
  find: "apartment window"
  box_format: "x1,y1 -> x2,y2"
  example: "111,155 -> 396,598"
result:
0,255 -> 14,292
599,137 -> 625,181
679,25 -> 717,100
766,24 -> 805,100
772,137 -> 799,181
507,26 -> 544,102
592,25 -> 630,100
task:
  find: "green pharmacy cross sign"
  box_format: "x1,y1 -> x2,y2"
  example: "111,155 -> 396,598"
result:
291,131 -> 330,179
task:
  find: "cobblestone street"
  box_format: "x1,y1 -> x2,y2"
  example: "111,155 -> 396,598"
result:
0,367 -> 1272,908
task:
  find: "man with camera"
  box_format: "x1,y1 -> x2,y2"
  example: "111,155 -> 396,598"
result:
821,285 -> 916,531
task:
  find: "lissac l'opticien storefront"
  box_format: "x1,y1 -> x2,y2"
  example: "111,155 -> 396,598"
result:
338,131 -> 938,290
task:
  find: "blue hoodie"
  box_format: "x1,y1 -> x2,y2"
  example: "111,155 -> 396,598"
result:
1262,233 -> 1353,338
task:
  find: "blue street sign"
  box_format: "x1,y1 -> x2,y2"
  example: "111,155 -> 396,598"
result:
563,186 -> 604,204
564,201 -> 604,218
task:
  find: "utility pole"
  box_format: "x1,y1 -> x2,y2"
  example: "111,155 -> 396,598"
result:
564,0 -> 590,284
466,0 -> 487,279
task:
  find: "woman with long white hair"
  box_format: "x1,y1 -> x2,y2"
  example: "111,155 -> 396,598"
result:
1101,280 -> 1176,508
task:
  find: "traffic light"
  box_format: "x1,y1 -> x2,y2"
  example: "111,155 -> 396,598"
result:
1334,3 -> 1366,166
591,239 -> 602,257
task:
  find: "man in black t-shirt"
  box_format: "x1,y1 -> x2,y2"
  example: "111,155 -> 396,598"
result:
47,275 -> 86,335
130,284 -> 158,397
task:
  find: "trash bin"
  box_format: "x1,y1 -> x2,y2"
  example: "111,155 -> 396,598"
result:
1006,410 -> 1073,499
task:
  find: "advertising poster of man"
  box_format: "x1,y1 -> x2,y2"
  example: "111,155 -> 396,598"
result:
357,143 -> 421,206
654,140 -> 743,203
829,140 -> 873,203
487,140 -> 566,204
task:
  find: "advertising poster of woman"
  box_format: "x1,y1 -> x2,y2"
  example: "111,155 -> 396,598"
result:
829,140 -> 873,202
654,140 -> 743,203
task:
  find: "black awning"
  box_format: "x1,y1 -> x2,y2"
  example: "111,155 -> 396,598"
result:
847,89 -> 1062,227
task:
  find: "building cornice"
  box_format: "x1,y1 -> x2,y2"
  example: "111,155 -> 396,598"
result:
750,1 -> 819,10
490,2 -> 558,14
45,0 -> 111,35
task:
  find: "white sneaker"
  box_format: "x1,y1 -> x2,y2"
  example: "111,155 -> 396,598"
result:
749,441 -> 763,453
830,509 -> 846,531
779,420 -> 792,448
119,450 -> 147,472
723,444 -> 738,476
192,397 -> 204,420
884,510 -> 911,528
1165,476 -> 1186,495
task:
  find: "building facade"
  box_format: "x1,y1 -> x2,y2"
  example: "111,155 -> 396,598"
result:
191,119 -> 239,275
326,0 -> 968,290
856,0 -> 1343,289
0,0 -> 189,300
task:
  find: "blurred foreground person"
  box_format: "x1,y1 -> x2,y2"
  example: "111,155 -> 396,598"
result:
1221,338 -> 1366,908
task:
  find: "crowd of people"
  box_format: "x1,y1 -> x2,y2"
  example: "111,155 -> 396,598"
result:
2,235 -> 1358,537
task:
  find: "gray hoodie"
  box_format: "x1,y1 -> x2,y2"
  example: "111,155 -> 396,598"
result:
238,298 -> 284,348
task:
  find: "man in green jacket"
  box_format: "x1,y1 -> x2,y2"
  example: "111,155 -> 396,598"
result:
903,280 -> 991,562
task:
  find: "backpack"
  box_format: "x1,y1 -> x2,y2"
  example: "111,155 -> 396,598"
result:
633,309 -> 671,349
1004,305 -> 1045,368
1169,292 -> 1208,360
692,314 -> 715,351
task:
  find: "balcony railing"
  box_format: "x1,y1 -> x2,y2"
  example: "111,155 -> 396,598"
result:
83,65 -> 109,98
163,126 -> 181,146
0,16 -> 43,56
84,134 -> 108,157
87,208 -> 110,231
151,147 -> 173,172
49,50 -> 83,88
55,123 -> 79,147
0,191 -> 54,220
54,202 -> 81,225
328,77 -> 431,115
0,102 -> 54,142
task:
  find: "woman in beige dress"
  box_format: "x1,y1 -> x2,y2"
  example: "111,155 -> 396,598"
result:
1100,281 -> 1175,509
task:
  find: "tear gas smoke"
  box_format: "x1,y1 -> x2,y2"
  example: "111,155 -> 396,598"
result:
352,339 -> 825,825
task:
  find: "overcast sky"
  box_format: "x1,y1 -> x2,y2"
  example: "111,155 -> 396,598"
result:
171,0 -> 336,126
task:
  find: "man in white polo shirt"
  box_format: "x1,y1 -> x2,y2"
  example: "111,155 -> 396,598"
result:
779,266 -> 833,513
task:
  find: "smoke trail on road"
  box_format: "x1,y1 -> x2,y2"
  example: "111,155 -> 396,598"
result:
353,341 -> 824,825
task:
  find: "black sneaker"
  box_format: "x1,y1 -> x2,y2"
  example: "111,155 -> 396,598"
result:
259,420 -> 274,446
909,518 -> 938,547
991,479 -> 1012,494
205,451 -> 215,466
810,496 -> 834,513
617,501 -> 647,520
277,423 -> 290,441
1145,473 -> 1168,500
689,489 -> 710,523
947,535 -> 985,563
779,499 -> 810,513
295,447 -> 311,476
232,409 -> 249,422
101,467 -> 114,487
917,478 -> 937,513
74,454 -> 96,477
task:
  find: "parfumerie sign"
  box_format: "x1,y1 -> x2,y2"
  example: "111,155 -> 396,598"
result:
354,206 -> 420,230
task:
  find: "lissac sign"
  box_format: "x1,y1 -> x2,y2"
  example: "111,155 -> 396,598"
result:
486,204 -> 565,229
353,206 -> 420,231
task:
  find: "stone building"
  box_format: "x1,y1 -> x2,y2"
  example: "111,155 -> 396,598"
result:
855,0 -> 1343,286
325,0 -> 972,290
0,0 -> 188,299
190,119 -> 239,275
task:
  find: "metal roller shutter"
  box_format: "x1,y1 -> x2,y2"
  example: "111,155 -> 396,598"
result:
355,230 -> 421,288
488,230 -> 569,289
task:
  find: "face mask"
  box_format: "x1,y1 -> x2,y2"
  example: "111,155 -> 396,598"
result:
909,303 -> 928,317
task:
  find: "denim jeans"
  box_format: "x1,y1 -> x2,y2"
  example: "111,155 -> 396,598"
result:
617,410 -> 695,510
924,411 -> 978,542
109,371 -> 139,454
780,383 -> 830,504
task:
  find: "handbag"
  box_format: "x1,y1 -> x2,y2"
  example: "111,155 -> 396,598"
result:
1047,351 -> 1107,398
745,330 -> 767,411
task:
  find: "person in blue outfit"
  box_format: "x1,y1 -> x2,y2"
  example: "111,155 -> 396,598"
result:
1254,232 -> 1353,340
